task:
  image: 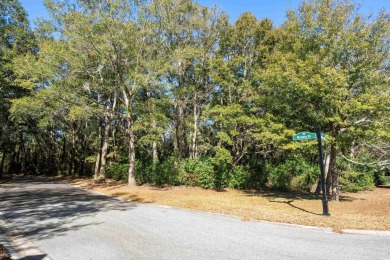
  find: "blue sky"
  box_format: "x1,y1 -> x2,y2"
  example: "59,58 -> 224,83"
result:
20,0 -> 389,27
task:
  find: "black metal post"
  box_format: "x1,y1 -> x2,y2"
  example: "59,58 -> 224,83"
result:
316,126 -> 330,216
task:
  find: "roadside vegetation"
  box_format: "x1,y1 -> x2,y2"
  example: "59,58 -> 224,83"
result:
0,0 -> 389,203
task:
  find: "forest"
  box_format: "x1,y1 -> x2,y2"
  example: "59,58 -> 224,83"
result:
0,0 -> 389,201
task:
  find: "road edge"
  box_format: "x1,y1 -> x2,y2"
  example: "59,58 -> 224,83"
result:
0,211 -> 53,260
64,180 -> 390,237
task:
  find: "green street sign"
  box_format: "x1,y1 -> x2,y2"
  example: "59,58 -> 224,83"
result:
293,132 -> 326,141
293,132 -> 317,141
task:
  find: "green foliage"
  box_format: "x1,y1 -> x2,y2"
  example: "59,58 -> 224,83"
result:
134,159 -> 154,184
265,161 -> 292,191
155,157 -> 180,186
2,0 -> 388,197
339,170 -> 375,192
374,171 -> 390,186
135,156 -> 180,186
337,156 -> 385,190
228,165 -> 251,189
211,147 -> 233,189
180,158 -> 215,189
179,159 -> 199,186
265,159 -> 318,191
106,163 -> 129,181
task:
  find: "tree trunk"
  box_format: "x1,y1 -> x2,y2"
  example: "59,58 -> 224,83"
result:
152,141 -> 158,165
152,120 -> 158,165
127,115 -> 136,186
111,126 -> 117,164
326,163 -> 332,195
94,122 -> 103,178
121,89 -> 136,186
0,146 -> 6,178
69,126 -> 76,176
19,132 -> 26,173
190,92 -> 199,159
315,153 -> 330,195
61,136 -> 67,174
329,141 -> 339,201
174,98 -> 186,159
350,138 -> 357,159
97,116 -> 110,181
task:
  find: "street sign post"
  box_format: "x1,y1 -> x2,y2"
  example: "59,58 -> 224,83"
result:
316,127 -> 330,216
292,128 -> 330,216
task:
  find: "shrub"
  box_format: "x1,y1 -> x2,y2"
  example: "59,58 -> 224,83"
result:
340,170 -> 375,192
246,161 -> 268,189
228,165 -> 251,189
155,156 -> 180,186
179,158 -> 198,186
290,162 -> 318,191
194,159 -> 215,189
374,170 -> 390,186
135,160 -> 154,184
265,161 -> 293,191
265,159 -> 319,191
180,158 -> 215,189
106,163 -> 129,181
211,147 -> 232,189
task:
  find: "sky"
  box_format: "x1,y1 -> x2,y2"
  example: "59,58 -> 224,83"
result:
20,0 -> 390,27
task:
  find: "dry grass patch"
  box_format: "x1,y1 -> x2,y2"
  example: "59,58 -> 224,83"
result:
68,178 -> 390,231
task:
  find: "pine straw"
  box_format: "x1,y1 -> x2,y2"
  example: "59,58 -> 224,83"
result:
68,178 -> 390,232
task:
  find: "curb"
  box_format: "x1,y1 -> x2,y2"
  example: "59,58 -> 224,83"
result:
342,229 -> 390,237
0,212 -> 53,260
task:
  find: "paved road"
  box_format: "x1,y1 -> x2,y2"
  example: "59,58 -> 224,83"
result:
0,177 -> 389,260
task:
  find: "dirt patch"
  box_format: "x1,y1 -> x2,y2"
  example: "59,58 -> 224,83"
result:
0,244 -> 11,260
66,178 -> 390,231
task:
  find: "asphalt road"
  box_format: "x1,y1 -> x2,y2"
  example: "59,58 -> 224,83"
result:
0,177 -> 389,260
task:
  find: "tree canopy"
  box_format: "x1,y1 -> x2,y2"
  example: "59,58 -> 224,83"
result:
1,0 -> 389,200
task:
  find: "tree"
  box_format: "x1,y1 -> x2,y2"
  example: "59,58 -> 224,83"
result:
260,0 -> 390,200
0,0 -> 35,177
208,13 -> 291,171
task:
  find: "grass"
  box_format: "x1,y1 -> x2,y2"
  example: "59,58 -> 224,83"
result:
66,178 -> 390,232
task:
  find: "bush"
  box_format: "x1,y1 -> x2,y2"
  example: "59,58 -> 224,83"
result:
211,147 -> 232,189
374,170 -> 390,186
155,157 -> 180,186
180,158 -> 215,189
290,163 -> 318,191
179,158 -> 198,186
265,161 -> 293,191
228,165 -> 251,189
195,160 -> 215,189
340,170 -> 375,192
245,161 -> 268,189
106,163 -> 129,181
135,160 -> 154,184
265,159 -> 318,191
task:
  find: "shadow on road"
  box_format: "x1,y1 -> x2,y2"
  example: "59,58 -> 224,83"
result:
18,255 -> 48,260
0,176 -> 136,241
